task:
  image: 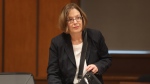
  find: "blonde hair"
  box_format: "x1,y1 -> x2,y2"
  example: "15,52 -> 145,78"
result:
58,3 -> 87,33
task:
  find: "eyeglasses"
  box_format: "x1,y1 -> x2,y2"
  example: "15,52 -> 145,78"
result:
67,16 -> 82,23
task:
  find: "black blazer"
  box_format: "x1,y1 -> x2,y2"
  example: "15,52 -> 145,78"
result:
47,28 -> 112,84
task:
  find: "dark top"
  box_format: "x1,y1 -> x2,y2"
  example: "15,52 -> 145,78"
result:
47,28 -> 112,84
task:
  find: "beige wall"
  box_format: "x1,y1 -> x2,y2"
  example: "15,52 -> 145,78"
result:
80,0 -> 150,50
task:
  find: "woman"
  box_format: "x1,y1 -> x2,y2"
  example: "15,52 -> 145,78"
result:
47,3 -> 112,84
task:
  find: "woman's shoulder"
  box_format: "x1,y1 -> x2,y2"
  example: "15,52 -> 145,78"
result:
51,32 -> 64,40
86,28 -> 103,38
51,32 -> 69,44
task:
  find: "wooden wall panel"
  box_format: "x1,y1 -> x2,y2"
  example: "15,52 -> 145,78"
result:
105,54 -> 150,75
0,0 -> 2,72
4,0 -> 37,76
38,0 -> 71,78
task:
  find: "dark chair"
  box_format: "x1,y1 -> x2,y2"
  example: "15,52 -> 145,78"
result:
0,72 -> 35,84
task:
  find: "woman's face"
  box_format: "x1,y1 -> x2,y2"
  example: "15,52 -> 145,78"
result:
67,8 -> 83,34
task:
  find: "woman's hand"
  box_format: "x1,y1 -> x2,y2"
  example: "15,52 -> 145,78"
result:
86,64 -> 98,74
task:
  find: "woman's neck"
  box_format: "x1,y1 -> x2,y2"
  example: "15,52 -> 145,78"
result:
70,32 -> 82,45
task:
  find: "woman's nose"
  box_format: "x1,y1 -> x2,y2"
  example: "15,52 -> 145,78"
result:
72,19 -> 77,23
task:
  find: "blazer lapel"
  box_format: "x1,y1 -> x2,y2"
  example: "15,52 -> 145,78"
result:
64,34 -> 76,67
82,29 -> 91,64
86,38 -> 91,63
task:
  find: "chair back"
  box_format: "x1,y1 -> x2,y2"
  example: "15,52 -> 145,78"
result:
0,73 -> 35,84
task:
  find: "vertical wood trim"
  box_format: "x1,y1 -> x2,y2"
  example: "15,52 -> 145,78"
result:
4,0 -> 37,76
0,0 -> 5,72
0,0 -> 2,72
36,0 -> 39,77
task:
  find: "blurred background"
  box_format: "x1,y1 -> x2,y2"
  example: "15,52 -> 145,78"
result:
0,0 -> 150,84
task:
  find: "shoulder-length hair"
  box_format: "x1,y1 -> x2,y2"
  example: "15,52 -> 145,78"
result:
58,3 -> 87,33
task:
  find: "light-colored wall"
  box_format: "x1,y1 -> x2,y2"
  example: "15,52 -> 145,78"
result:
81,0 -> 150,50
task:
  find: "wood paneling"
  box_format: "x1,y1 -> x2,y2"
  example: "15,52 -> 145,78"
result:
38,0 -> 71,77
105,54 -> 150,75
4,0 -> 37,76
35,79 -> 47,84
0,0 -> 2,72
0,0 -> 79,78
